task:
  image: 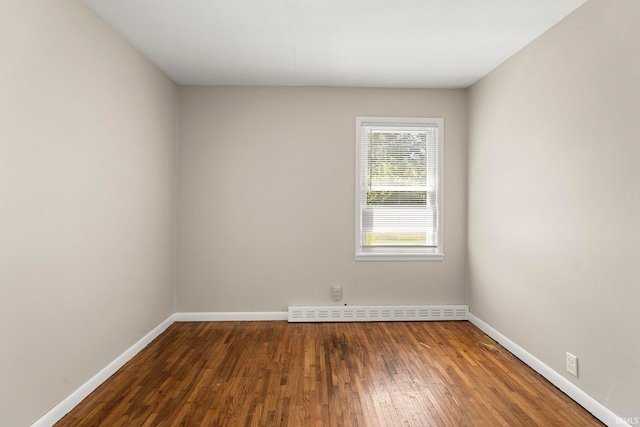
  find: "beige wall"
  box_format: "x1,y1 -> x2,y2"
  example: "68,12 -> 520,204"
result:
468,0 -> 640,419
0,1 -> 177,426
177,87 -> 468,312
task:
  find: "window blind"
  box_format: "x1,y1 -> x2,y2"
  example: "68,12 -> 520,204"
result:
357,121 -> 440,250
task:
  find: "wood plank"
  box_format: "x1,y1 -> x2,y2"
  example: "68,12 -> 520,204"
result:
56,321 -> 603,426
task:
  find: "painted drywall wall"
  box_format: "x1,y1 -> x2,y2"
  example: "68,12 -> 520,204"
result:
468,0 -> 640,419
177,87 -> 467,312
0,1 -> 177,426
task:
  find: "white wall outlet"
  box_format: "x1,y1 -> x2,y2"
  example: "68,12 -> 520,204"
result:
331,286 -> 343,301
566,352 -> 578,377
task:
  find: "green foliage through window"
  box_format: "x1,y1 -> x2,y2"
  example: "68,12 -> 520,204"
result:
367,190 -> 426,205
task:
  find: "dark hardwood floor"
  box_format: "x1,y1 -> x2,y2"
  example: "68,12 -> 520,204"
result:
56,321 -> 603,426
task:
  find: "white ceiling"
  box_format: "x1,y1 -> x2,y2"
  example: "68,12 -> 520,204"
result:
82,0 -> 587,88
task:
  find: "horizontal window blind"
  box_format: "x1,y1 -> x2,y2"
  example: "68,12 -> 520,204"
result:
356,118 -> 442,257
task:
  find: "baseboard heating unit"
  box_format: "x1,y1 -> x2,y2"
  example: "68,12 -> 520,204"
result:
288,305 -> 468,322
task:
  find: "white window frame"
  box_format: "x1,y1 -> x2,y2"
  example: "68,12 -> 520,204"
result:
355,116 -> 444,261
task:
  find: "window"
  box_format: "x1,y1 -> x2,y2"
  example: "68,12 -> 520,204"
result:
355,117 -> 444,261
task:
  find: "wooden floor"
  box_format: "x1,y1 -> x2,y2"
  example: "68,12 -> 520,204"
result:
57,321 -> 603,426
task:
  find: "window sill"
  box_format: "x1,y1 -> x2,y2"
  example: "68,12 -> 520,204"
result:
355,253 -> 445,262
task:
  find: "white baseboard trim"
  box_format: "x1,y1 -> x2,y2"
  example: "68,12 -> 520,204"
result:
174,311 -> 288,321
31,314 -> 176,427
468,313 -> 629,427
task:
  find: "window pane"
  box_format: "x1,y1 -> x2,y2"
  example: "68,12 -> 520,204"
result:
366,231 -> 427,246
368,129 -> 428,188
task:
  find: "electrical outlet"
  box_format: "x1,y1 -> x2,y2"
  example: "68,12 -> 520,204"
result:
331,286 -> 343,301
566,352 -> 578,377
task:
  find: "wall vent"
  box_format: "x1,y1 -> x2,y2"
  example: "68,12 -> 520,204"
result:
288,305 -> 468,323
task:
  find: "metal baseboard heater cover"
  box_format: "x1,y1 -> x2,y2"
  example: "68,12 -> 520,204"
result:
288,305 -> 468,322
